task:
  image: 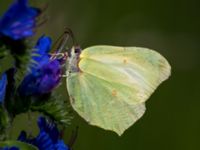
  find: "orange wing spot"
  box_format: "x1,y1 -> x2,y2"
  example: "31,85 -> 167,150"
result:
123,59 -> 127,64
112,90 -> 117,97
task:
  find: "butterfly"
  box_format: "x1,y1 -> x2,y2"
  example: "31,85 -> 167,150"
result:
65,45 -> 171,136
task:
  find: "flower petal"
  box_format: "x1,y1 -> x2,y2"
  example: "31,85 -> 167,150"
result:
0,73 -> 7,103
0,0 -> 40,40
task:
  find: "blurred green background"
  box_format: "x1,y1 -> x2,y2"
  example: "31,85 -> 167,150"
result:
1,0 -> 200,150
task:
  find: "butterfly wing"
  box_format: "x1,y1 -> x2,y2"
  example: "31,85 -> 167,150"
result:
67,46 -> 171,135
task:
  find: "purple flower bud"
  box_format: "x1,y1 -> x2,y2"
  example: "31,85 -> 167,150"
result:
18,36 -> 64,96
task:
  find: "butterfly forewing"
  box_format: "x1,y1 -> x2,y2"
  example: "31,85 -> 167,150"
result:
67,45 -> 171,135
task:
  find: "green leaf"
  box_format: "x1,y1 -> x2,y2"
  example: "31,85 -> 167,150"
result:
0,51 -> 14,75
14,49 -> 31,89
7,96 -> 32,116
0,107 -> 11,140
0,46 -> 7,58
0,141 -> 38,150
31,94 -> 72,126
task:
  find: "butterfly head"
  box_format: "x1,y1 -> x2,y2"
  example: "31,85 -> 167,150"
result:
67,46 -> 82,73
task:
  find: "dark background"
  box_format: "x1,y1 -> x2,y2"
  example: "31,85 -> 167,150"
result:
1,0 -> 200,150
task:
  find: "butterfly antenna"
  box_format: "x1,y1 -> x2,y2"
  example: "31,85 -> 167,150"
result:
56,30 -> 71,53
51,27 -> 75,53
64,27 -> 78,46
57,27 -> 79,53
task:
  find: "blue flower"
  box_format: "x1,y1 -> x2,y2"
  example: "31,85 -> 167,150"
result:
30,36 -> 52,72
18,36 -> 64,96
0,73 -> 7,103
0,0 -> 40,40
18,116 -> 70,150
0,146 -> 19,150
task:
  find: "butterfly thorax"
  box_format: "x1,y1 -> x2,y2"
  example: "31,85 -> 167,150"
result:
67,46 -> 82,74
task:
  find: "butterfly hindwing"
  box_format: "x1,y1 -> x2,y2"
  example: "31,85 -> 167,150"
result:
67,45 -> 171,135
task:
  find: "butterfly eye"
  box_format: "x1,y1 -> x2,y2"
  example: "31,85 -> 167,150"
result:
74,46 -> 81,54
